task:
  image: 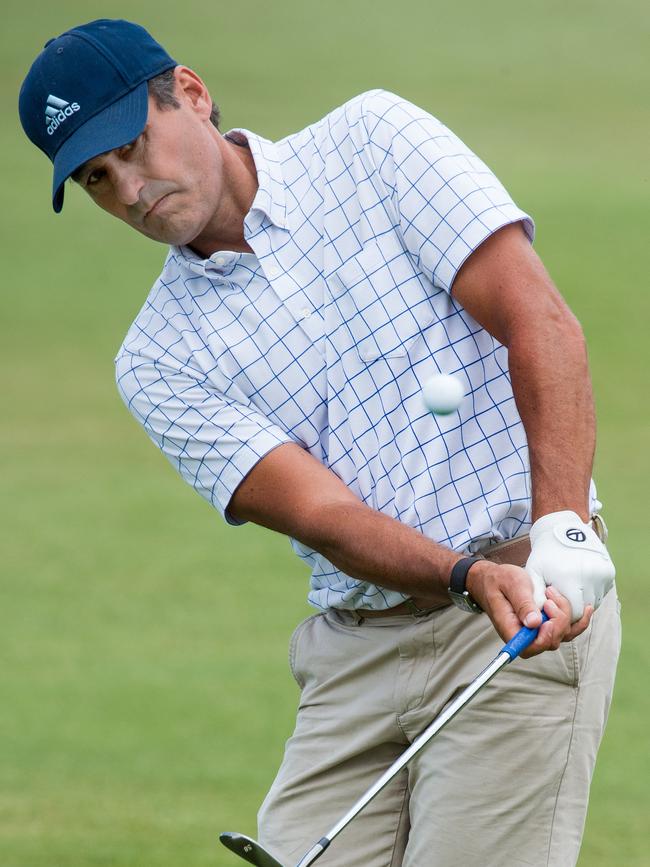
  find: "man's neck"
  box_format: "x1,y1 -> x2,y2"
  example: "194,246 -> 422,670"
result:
188,133 -> 258,258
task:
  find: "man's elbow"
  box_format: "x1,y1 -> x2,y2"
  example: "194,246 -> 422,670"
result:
510,288 -> 587,356
550,298 -> 588,356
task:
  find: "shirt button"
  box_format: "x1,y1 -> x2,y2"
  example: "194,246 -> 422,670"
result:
267,264 -> 280,278
214,256 -> 226,266
301,308 -> 311,319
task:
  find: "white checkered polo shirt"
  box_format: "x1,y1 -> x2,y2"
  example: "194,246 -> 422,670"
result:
115,89 -> 598,611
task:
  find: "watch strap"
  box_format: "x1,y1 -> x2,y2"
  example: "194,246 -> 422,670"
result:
448,557 -> 483,613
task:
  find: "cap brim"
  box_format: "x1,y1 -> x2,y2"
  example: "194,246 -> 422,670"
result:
52,81 -> 149,212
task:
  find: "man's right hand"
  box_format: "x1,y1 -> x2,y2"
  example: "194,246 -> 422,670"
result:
465,560 -> 593,658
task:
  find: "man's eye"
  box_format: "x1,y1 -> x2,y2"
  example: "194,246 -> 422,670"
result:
86,169 -> 105,186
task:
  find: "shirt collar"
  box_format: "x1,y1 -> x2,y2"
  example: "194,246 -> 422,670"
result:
235,128 -> 288,231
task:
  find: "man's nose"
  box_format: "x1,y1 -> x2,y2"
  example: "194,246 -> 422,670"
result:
112,165 -> 144,206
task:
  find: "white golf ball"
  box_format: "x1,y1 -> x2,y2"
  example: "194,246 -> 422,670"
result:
421,373 -> 465,415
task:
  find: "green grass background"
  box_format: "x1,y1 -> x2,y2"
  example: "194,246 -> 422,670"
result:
2,0 -> 648,864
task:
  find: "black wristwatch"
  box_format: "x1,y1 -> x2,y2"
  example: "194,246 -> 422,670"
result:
448,557 -> 484,614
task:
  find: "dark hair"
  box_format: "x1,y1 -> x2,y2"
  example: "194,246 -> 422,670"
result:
147,68 -> 221,130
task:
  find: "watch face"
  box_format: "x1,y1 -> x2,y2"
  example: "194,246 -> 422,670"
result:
448,589 -> 483,614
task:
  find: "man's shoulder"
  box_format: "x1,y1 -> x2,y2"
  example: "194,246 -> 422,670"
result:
324,88 -> 404,119
279,89 -> 411,148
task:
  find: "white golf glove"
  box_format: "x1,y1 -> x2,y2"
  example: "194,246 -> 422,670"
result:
526,511 -> 615,622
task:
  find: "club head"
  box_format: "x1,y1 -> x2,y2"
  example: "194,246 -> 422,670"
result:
220,832 -> 286,867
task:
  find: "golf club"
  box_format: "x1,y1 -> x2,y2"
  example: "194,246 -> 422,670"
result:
220,611 -> 549,867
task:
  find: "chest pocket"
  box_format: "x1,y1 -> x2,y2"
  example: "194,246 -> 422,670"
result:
328,237 -> 435,362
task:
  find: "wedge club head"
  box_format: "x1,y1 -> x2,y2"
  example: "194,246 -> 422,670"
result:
220,833 -> 285,867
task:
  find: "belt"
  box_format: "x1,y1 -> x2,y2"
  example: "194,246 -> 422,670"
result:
359,515 -> 607,619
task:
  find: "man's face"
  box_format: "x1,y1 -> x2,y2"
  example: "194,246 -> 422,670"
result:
73,70 -> 225,248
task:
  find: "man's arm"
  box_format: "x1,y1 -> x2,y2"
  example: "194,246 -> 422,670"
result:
452,221 -> 603,631
451,222 -> 595,523
229,441 -> 577,656
229,442 -> 457,600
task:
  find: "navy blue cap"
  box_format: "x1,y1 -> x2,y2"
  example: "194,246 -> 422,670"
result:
18,19 -> 176,212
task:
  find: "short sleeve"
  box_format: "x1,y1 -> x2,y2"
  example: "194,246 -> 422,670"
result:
360,90 -> 535,293
115,352 -> 293,525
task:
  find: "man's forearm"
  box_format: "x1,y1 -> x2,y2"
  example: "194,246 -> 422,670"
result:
508,310 -> 596,522
230,442 -> 460,602
302,501 -> 460,603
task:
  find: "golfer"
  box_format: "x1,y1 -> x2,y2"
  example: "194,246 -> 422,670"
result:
19,19 -> 620,867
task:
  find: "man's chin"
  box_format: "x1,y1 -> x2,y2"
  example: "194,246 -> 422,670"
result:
134,219 -> 203,249
124,201 -> 211,250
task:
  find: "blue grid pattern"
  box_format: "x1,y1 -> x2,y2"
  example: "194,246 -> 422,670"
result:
115,90 -> 598,611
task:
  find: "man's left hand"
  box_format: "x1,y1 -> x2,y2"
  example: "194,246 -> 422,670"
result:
526,511 -> 616,623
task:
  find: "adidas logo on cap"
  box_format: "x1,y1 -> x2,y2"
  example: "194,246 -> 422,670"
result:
45,94 -> 80,136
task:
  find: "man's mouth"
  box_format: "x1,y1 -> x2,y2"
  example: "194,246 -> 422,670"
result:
145,193 -> 172,219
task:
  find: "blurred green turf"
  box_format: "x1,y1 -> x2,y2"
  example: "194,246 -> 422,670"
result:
1,0 -> 648,864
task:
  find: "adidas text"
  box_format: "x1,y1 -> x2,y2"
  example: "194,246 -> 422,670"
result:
46,103 -> 80,135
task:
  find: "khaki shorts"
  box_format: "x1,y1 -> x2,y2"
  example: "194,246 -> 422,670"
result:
258,590 -> 620,867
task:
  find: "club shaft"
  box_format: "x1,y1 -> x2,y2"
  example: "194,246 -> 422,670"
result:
220,618 -> 546,867
296,651 -> 509,866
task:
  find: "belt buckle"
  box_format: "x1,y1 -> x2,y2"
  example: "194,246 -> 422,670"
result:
591,513 -> 608,542
405,598 -> 430,617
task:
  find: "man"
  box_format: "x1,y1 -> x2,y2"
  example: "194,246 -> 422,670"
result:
19,19 -> 619,867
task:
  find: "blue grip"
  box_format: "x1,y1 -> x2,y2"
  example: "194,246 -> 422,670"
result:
500,612 -> 549,661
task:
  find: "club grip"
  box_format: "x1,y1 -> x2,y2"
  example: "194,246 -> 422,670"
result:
500,612 -> 549,661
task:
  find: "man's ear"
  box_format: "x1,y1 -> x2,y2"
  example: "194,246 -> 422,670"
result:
174,66 -> 213,119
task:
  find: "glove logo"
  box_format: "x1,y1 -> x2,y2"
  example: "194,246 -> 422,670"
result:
566,528 -> 587,543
